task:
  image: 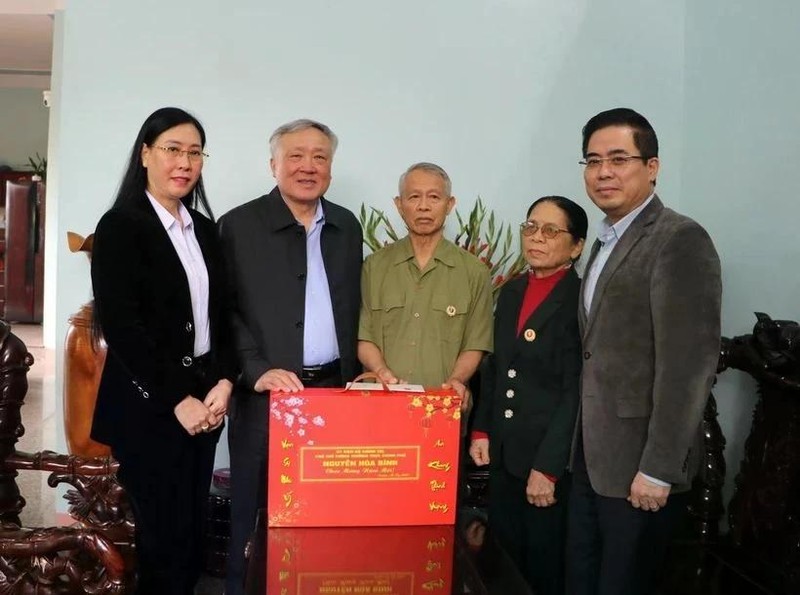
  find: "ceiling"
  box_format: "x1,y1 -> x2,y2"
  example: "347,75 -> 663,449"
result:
0,2 -> 59,89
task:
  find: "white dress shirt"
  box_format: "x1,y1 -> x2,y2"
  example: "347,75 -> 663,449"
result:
146,192 -> 210,356
583,195 -> 654,315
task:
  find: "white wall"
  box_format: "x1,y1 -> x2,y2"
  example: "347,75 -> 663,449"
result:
49,0 -> 800,523
42,9 -> 63,349
682,0 -> 800,510
50,0 -> 688,474
0,88 -> 49,169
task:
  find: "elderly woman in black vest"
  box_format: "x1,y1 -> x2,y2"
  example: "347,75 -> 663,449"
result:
471,195 -> 587,595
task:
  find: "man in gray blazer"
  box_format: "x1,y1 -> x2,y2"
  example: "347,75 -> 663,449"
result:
566,108 -> 722,595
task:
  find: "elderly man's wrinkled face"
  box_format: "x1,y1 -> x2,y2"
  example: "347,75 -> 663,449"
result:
394,169 -> 455,238
270,128 -> 333,206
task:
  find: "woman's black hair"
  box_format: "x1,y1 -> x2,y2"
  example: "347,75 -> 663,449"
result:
92,107 -> 213,345
525,195 -> 588,263
112,106 -> 214,220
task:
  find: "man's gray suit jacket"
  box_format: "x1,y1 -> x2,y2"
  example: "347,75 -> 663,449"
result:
574,195 -> 722,498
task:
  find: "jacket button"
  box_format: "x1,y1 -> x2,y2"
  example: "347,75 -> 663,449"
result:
504,409 -> 514,419
507,369 -> 517,379
506,389 -> 514,399
142,391 -> 149,399
182,356 -> 193,367
298,273 -> 306,280
295,321 -> 304,329
185,321 -> 193,332
584,351 -> 592,360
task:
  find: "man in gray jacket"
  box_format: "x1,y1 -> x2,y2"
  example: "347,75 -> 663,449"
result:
566,108 -> 722,595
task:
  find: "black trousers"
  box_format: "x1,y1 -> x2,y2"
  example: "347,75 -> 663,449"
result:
114,430 -> 218,595
225,371 -> 342,595
565,446 -> 687,595
488,466 -> 570,595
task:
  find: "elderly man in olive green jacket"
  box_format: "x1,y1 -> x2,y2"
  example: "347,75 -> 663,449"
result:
358,162 -> 493,405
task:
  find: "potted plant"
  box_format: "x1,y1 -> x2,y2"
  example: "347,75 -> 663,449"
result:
27,152 -> 47,182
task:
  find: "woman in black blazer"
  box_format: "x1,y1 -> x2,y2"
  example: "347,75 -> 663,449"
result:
470,196 -> 587,595
90,107 -> 236,595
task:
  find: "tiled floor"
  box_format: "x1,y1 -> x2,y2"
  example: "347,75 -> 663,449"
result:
10,322 -> 58,530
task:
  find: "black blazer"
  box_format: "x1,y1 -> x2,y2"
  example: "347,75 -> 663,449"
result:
218,187 -> 362,390
473,269 -> 582,480
90,195 -> 236,450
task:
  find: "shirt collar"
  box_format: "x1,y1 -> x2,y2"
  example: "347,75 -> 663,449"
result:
275,191 -> 326,229
391,236 -> 458,267
596,193 -> 654,244
146,191 -> 193,231
310,200 -> 325,225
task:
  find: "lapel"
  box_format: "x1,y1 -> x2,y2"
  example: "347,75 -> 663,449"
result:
131,195 -> 193,307
513,268 -> 579,357
133,195 -> 186,274
583,196 -> 664,338
498,274 -> 527,350
578,240 -> 602,334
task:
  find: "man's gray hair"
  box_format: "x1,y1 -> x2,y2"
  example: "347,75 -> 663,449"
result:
269,119 -> 338,157
398,162 -> 452,196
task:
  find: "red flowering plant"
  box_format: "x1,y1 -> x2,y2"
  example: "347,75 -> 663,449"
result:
358,197 -> 525,300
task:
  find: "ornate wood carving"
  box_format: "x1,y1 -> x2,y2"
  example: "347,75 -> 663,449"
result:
5,450 -> 133,542
0,320 -> 33,527
0,525 -> 126,594
0,320 -> 134,593
686,390 -> 727,542
720,312 -> 800,592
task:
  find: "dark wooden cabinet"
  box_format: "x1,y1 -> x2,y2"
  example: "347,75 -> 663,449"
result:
3,178 -> 45,323
0,171 -> 36,317
0,171 -> 34,204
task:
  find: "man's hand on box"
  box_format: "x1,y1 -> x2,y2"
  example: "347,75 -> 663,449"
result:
442,378 -> 471,412
254,368 -> 304,393
375,366 -> 402,385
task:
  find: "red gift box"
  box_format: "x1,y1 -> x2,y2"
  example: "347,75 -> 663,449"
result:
267,386 -> 462,526
267,524 -> 455,594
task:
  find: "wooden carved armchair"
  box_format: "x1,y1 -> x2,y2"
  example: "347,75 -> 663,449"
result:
0,321 -> 135,593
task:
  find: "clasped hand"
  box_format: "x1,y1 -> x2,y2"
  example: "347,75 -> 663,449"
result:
469,438 -> 490,466
174,379 -> 232,435
627,471 -> 670,512
526,469 -> 556,507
